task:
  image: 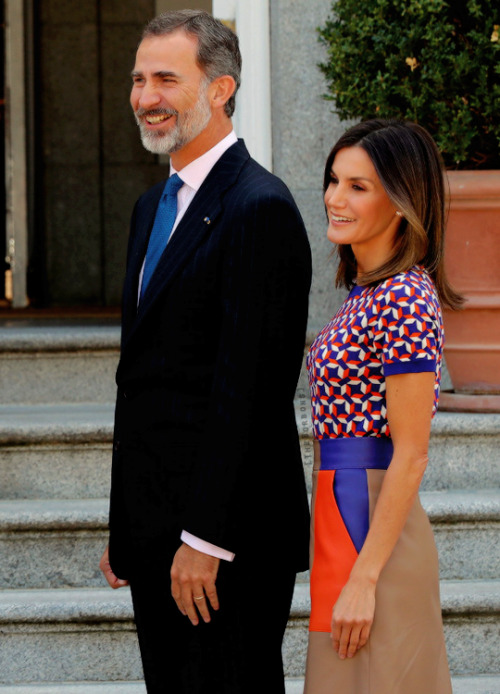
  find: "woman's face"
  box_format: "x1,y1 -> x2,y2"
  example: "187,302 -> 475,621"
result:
324,146 -> 401,273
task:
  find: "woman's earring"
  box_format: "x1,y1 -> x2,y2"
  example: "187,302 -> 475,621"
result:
395,211 -> 403,217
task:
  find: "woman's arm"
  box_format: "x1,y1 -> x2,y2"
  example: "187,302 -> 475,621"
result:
331,370 -> 436,659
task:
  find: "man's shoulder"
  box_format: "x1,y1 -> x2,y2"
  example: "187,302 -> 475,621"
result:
215,140 -> 292,196
228,155 -> 297,210
242,156 -> 286,185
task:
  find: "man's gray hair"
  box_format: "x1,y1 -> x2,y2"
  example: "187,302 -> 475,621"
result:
142,10 -> 241,118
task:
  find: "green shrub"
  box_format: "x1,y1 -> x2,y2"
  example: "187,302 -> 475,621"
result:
318,0 -> 500,169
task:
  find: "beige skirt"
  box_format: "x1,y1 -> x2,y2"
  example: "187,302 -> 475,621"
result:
304,442 -> 452,694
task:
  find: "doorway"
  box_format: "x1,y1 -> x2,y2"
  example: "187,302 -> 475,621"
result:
0,2 -> 5,304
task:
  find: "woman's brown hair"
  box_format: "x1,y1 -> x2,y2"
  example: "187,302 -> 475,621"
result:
324,119 -> 464,309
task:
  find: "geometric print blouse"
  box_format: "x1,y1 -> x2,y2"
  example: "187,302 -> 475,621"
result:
307,265 -> 443,440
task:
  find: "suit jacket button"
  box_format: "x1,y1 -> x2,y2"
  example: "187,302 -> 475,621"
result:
114,440 -> 121,452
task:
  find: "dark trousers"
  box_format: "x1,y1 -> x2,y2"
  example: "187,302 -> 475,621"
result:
129,545 -> 296,694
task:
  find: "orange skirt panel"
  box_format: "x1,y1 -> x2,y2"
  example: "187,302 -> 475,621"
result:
309,469 -> 359,632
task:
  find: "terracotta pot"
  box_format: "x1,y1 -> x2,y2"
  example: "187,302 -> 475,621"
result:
442,170 -> 500,398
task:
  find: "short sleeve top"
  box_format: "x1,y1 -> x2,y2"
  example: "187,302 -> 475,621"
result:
307,266 -> 443,440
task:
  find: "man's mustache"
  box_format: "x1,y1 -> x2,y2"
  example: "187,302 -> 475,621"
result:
135,107 -> 178,118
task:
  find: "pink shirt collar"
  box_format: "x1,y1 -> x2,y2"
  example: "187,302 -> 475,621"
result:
170,130 -> 238,191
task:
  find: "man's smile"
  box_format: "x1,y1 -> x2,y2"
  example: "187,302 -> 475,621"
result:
145,113 -> 173,124
135,108 -> 177,127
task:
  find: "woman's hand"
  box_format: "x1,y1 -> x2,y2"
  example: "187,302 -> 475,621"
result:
331,576 -> 376,659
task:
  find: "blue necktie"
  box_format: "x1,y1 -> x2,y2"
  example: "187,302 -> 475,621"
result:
140,173 -> 184,300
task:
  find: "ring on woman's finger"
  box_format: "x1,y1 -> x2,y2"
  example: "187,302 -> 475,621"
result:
194,595 -> 205,601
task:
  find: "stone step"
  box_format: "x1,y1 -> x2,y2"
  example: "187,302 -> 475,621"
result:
0,404 -> 114,446
0,491 -> 498,590
286,675 -> 500,694
0,686 -> 146,694
286,580 -> 500,679
295,392 -> 500,492
424,489 -> 500,581
0,325 -> 455,407
0,588 -> 142,684
0,581 -> 498,683
0,499 -> 109,589
425,412 -> 500,492
0,325 -> 120,405
0,404 -> 113,500
1,403 -> 499,500
0,677 -> 499,694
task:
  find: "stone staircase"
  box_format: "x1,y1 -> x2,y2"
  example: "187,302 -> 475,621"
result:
0,322 -> 499,693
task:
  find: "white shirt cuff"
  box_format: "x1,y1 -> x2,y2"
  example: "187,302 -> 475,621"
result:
181,530 -> 235,562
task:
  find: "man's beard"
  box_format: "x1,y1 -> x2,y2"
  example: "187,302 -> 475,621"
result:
134,82 -> 212,156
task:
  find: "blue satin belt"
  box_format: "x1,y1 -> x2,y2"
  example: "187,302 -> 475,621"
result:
318,437 -> 394,553
319,436 -> 394,470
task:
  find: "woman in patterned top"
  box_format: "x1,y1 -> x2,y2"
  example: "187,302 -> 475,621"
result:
304,120 -> 463,694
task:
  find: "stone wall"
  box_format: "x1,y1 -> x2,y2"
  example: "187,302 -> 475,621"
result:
270,0 -> 348,338
269,0 -> 451,387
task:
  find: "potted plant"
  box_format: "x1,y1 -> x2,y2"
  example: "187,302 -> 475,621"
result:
317,0 -> 500,410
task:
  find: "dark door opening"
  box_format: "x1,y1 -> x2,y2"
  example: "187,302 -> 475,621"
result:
1,2 -> 6,304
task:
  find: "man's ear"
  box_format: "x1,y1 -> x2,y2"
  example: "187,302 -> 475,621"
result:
209,75 -> 236,111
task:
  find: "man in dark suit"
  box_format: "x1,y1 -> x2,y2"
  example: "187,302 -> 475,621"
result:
100,10 -> 311,694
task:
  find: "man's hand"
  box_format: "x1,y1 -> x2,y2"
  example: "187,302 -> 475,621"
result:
171,543 -> 220,625
99,545 -> 129,589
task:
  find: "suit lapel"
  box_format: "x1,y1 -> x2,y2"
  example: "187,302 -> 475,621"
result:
136,191 -> 223,318
120,181 -> 163,343
121,139 -> 250,354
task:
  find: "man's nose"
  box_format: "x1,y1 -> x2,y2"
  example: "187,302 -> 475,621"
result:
136,84 -> 162,110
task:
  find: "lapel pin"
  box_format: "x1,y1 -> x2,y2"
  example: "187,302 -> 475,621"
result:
203,216 -> 211,225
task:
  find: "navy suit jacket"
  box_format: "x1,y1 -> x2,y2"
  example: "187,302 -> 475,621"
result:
108,140 -> 312,578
